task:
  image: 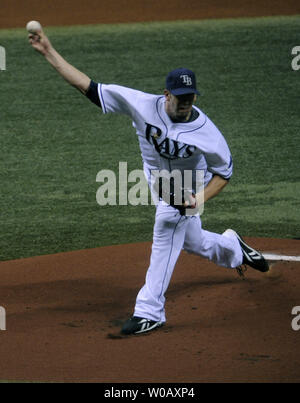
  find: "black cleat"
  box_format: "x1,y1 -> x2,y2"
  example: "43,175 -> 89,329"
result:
223,229 -> 269,273
121,316 -> 164,335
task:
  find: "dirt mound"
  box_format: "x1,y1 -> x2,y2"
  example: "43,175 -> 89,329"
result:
0,238 -> 299,382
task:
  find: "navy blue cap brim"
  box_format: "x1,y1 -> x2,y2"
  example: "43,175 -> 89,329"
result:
169,88 -> 200,96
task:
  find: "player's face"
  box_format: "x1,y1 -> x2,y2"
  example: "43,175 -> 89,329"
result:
164,90 -> 196,121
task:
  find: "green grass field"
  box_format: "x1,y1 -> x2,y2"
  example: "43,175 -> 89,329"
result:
0,16 -> 299,261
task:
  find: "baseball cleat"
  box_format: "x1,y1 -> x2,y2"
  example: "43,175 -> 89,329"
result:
223,229 -> 269,273
121,316 -> 164,335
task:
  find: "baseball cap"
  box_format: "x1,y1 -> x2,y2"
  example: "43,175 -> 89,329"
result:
166,68 -> 200,96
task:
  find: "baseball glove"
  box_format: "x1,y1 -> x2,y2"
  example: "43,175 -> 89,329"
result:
153,174 -> 197,215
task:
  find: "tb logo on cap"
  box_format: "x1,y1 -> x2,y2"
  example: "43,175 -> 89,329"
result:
180,74 -> 192,86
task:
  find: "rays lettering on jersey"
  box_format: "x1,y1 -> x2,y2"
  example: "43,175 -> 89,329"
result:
145,123 -> 195,160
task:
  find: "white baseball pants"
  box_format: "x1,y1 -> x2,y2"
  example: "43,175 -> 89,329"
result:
134,202 -> 243,323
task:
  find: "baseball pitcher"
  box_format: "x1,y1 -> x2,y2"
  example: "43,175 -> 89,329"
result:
28,26 -> 269,336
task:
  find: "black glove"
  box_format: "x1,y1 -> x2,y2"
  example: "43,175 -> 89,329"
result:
155,175 -> 196,215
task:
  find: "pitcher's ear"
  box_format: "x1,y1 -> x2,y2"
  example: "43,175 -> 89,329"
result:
164,89 -> 171,100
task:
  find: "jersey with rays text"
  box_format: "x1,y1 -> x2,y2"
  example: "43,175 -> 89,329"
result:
96,83 -> 233,191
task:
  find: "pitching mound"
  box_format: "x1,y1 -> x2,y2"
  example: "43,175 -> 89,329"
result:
0,237 -> 299,382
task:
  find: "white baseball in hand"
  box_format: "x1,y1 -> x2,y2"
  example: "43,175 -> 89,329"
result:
26,20 -> 42,33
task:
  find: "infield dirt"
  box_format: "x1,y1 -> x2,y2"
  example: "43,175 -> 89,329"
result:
0,238 -> 300,382
0,0 -> 300,29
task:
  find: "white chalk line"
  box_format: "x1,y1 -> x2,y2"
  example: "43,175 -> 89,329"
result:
262,253 -> 300,262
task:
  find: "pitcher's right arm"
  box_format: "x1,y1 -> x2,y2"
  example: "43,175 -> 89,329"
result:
28,28 -> 91,95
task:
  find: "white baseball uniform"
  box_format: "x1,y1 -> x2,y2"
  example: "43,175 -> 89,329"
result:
91,83 -> 243,323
